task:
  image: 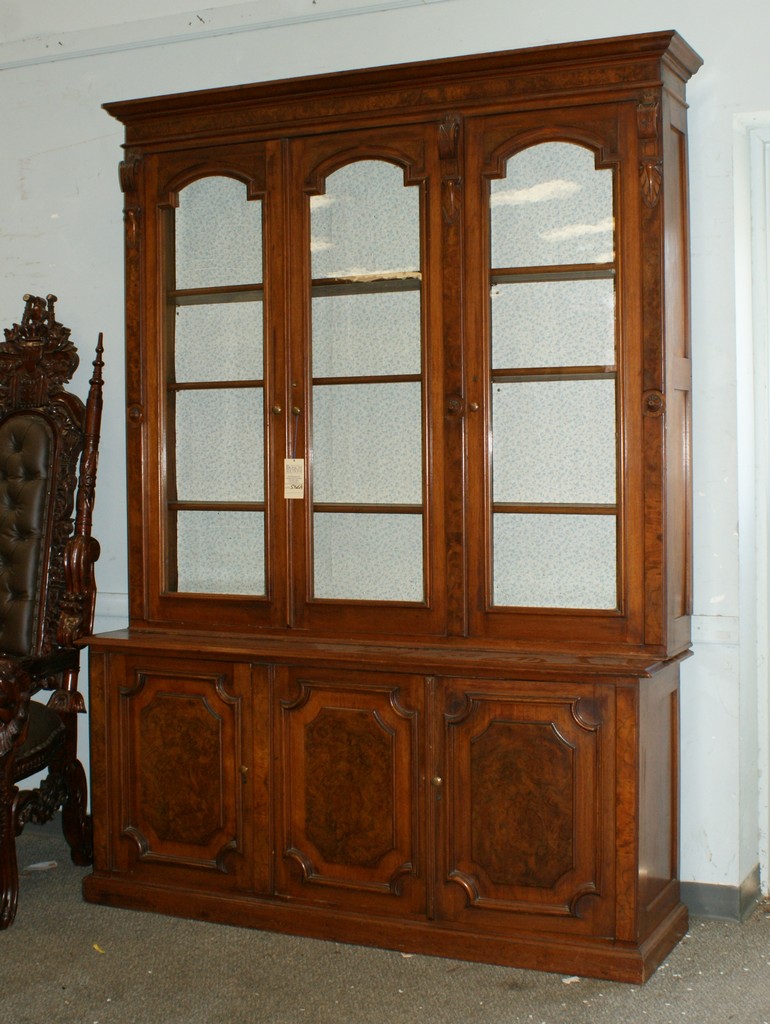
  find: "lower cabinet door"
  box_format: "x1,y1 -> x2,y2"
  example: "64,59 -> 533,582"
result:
437,678 -> 616,937
275,666 -> 427,917
111,654 -> 256,892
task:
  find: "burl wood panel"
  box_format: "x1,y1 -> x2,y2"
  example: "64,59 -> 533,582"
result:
277,668 -> 425,915
305,707 -> 395,868
441,682 -> 614,934
117,660 -> 247,883
139,693 -> 224,846
470,719 -> 575,889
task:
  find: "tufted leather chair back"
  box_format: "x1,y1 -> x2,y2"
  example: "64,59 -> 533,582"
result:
0,294 -> 100,667
0,412 -> 57,658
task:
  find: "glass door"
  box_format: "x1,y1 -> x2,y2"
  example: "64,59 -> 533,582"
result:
143,142 -> 288,631
169,174 -> 267,596
289,128 -> 447,635
310,159 -> 424,603
465,110 -> 644,647
488,140 -> 618,611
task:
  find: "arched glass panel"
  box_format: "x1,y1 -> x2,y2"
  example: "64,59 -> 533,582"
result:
168,175 -> 266,595
175,176 -> 263,288
309,160 -> 424,602
490,141 -> 613,268
489,143 -> 617,610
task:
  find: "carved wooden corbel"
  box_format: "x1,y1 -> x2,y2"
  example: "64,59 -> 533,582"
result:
439,114 -> 463,225
118,155 -> 141,195
124,208 -> 140,250
119,156 -> 142,249
640,160 -> 663,208
636,92 -> 659,141
637,93 -> 662,208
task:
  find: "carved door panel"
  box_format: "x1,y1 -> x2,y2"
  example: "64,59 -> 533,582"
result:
437,679 -> 616,936
111,655 -> 256,892
275,666 -> 426,916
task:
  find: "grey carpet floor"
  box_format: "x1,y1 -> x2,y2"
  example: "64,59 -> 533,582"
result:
2,821 -> 769,1024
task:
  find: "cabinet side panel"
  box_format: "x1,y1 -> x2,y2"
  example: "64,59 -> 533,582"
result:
615,665 -> 684,943
638,664 -> 682,933
664,106 -> 693,647
85,651 -> 112,872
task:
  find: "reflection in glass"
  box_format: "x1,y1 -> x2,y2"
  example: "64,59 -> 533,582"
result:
491,142 -> 613,268
175,177 -> 262,289
314,512 -> 423,600
492,380 -> 616,505
311,160 -> 420,278
493,513 -> 617,609
491,278 -> 615,369
177,511 -> 265,595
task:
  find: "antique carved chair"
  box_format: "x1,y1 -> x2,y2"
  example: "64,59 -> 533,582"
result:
0,294 -> 103,929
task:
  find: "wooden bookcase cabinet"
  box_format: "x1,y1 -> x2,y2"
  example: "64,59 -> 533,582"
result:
84,31 -> 702,982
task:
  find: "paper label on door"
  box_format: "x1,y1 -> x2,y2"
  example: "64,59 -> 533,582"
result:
284,458 -> 305,499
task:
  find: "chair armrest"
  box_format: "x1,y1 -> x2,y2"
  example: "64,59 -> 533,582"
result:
57,534 -> 101,649
57,332 -> 103,650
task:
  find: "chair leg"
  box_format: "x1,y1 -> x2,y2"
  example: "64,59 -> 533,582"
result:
61,756 -> 92,866
0,766 -> 20,929
0,660 -> 29,928
59,712 -> 92,866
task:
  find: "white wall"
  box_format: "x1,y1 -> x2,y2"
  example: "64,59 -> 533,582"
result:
1,0 -> 767,897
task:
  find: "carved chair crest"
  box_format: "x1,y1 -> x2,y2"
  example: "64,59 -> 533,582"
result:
1,293 -> 80,408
